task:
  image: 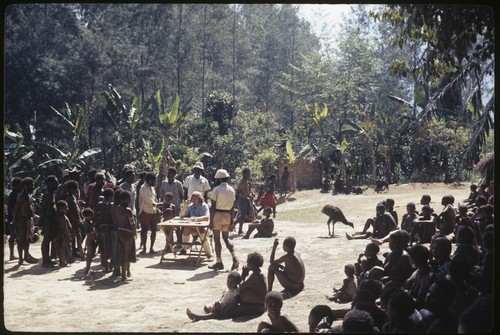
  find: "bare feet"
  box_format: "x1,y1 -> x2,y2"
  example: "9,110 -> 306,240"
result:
345,232 -> 352,240
186,308 -> 200,321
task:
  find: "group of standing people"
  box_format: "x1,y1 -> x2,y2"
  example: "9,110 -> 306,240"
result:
5,161 -> 287,277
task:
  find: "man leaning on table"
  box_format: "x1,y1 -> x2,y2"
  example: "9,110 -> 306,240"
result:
179,191 -> 213,261
208,169 -> 238,271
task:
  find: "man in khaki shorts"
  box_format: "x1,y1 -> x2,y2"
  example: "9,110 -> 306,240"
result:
208,169 -> 238,270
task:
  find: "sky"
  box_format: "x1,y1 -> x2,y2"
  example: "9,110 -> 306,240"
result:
296,4 -> 353,50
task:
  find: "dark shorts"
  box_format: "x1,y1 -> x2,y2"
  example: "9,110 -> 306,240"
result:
237,196 -> 252,216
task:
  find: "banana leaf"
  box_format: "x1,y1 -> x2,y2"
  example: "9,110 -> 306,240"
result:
77,148 -> 102,161
37,159 -> 66,170
33,141 -> 68,159
50,106 -> 75,128
10,151 -> 34,170
4,126 -> 23,141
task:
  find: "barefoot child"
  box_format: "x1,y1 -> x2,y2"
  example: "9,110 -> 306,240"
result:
56,200 -> 72,267
95,188 -> 114,272
242,206 -> 274,239
204,271 -> 241,313
257,291 -> 300,332
268,236 -> 305,297
82,207 -> 98,275
115,190 -> 137,282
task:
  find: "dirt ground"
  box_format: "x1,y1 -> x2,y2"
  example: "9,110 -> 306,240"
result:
3,182 -> 471,333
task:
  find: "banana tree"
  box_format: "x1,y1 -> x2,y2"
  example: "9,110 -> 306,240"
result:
46,103 -> 102,172
98,84 -> 148,170
150,90 -> 192,187
305,101 -> 329,145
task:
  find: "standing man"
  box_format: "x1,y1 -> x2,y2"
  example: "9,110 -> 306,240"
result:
138,172 -> 161,254
13,177 -> 38,265
234,167 -> 255,234
280,166 -> 290,197
183,162 -> 211,202
119,169 -> 137,220
39,175 -> 59,267
160,167 -> 184,248
208,169 -> 238,271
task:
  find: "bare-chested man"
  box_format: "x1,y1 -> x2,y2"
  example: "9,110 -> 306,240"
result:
268,236 -> 305,297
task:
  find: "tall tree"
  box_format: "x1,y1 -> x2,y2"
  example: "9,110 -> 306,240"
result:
376,4 -> 494,164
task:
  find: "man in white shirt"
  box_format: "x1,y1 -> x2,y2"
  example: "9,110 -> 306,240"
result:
138,172 -> 161,254
208,169 -> 238,271
183,162 -> 211,202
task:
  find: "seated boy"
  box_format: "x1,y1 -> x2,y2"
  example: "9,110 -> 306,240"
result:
242,206 -> 274,239
268,237 -> 305,298
257,291 -> 300,333
347,203 -> 397,240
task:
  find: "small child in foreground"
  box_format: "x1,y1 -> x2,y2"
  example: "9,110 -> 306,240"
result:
204,271 -> 241,313
257,291 -> 300,333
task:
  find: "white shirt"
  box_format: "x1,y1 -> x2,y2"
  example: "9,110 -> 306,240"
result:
183,174 -> 211,198
138,183 -> 157,215
210,182 -> 235,210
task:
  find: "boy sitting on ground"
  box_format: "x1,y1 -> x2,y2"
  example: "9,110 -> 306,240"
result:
268,237 -> 305,298
347,203 -> 397,240
242,206 -> 274,239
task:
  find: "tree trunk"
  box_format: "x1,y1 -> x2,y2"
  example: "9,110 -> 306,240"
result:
176,4 -> 183,98
201,4 -> 207,116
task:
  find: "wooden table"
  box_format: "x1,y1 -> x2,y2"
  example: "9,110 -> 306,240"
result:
157,218 -> 210,264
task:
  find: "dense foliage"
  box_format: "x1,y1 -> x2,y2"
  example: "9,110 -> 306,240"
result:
4,4 -> 494,193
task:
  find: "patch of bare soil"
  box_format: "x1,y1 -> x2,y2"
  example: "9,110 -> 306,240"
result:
3,182 -> 470,333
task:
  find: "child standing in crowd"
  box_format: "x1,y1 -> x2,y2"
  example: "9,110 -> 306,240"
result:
257,174 -> 278,218
96,188 -> 114,272
82,208 -> 98,275
115,190 -> 137,282
56,200 -> 72,267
